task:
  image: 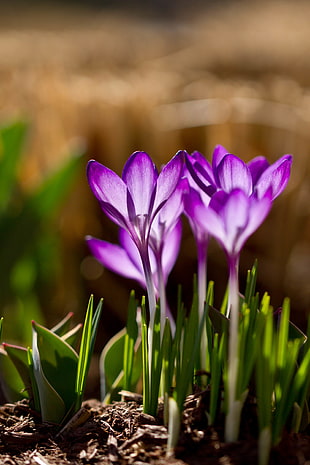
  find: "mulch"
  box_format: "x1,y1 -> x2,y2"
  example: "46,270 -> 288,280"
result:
0,393 -> 309,465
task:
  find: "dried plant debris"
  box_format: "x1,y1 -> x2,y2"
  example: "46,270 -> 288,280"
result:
0,397 -> 309,465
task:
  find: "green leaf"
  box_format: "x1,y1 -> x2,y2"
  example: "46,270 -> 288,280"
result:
31,328 -> 66,423
0,346 -> 28,402
208,305 -> 229,335
75,296 -> 102,410
149,305 -> 163,416
51,312 -> 75,337
32,321 -> 78,414
62,324 -> 82,350
141,297 -> 149,413
244,260 -> 258,304
2,343 -> 32,400
100,327 -> 126,401
123,291 -> 138,391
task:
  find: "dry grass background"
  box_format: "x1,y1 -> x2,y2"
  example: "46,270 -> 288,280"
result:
1,0 -> 310,347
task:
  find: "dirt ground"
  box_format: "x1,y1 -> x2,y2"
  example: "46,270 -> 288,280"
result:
0,394 -> 309,465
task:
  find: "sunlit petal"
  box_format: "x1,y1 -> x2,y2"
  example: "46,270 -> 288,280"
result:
247,156 -> 269,185
86,236 -> 145,286
216,155 -> 252,194
87,160 -> 128,219
255,154 -> 292,200
153,151 -> 184,216
122,151 -> 158,216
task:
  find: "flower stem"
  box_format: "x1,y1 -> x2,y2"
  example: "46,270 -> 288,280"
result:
155,252 -> 175,335
197,236 -> 208,370
197,238 -> 208,320
139,244 -> 158,414
225,254 -> 241,442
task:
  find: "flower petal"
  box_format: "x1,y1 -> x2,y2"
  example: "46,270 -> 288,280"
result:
185,151 -> 216,196
192,198 -> 226,247
122,151 -> 158,216
236,190 -> 272,251
247,156 -> 270,185
212,144 -> 229,170
161,219 -> 182,281
152,150 -> 184,216
119,228 -> 145,272
87,160 -> 128,224
216,154 -> 252,194
86,235 -> 146,287
255,154 -> 292,200
153,178 -> 185,233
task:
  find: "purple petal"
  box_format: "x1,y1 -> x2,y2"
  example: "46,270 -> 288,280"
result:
161,219 -> 182,281
87,160 -> 128,225
154,178 -> 185,231
185,151 -> 216,196
236,190 -> 272,252
255,154 -> 292,200
194,189 -> 273,257
193,201 -> 226,245
247,156 -> 270,185
122,151 -> 158,216
216,154 -> 252,194
119,228 -> 143,272
152,150 -> 184,216
208,190 -> 249,253
212,144 -> 229,170
86,236 -> 146,286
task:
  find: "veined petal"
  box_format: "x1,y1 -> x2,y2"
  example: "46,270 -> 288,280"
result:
205,190 -> 249,254
216,155 -> 253,194
221,190 -> 250,252
119,228 -> 145,272
153,150 -> 184,216
247,156 -> 270,185
87,160 -> 128,219
153,178 -> 185,233
193,201 -> 227,247
212,144 -> 229,170
212,189 -> 272,255
122,151 -> 158,216
235,190 -> 272,252
185,151 -> 216,196
255,154 -> 292,200
86,236 -> 146,286
161,219 -> 182,282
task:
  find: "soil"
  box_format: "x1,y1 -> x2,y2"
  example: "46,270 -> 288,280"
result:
0,392 -> 309,465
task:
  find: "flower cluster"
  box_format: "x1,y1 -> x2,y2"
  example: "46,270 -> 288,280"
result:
87,146 -> 292,327
86,146 -> 293,452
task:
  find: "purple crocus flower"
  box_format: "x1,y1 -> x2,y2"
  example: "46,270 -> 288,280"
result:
86,221 -> 182,327
186,145 -> 292,200
190,186 -> 274,441
185,146 -> 292,442
87,151 -> 184,329
183,173 -> 210,320
147,178 -> 184,326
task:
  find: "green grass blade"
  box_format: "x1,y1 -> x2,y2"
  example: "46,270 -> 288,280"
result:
75,296 -> 102,410
141,297 -> 150,414
123,291 -> 138,391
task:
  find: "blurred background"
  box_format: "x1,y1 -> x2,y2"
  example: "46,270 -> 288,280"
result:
1,0 -> 310,395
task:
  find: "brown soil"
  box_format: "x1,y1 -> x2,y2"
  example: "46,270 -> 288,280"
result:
0,394 -> 309,465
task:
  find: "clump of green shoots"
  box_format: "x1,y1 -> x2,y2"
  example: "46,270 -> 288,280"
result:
0,296 -> 102,425
89,147 -> 310,464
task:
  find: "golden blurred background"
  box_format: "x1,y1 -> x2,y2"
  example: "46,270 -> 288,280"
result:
1,0 -> 310,381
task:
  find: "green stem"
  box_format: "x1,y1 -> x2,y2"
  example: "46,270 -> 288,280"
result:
225,254 -> 241,442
